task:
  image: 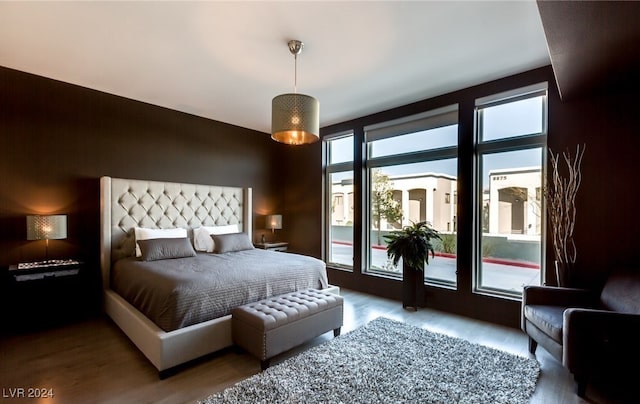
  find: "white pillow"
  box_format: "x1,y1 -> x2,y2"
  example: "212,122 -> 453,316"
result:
134,227 -> 187,257
193,224 -> 240,252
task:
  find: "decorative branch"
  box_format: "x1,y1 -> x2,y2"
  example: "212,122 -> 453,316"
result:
546,144 -> 585,269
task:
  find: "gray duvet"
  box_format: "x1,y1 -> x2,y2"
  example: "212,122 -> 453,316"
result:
111,249 -> 329,332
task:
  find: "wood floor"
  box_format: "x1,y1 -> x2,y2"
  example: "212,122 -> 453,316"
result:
0,289 -> 632,404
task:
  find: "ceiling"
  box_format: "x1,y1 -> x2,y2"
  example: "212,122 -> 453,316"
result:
0,1 -> 551,135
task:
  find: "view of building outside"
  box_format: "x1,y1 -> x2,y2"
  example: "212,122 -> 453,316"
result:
486,167 -> 541,235
478,149 -> 543,293
331,164 -> 542,291
333,168 -> 541,235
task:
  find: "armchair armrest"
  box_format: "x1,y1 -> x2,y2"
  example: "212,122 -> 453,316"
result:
563,308 -> 640,372
522,285 -> 596,307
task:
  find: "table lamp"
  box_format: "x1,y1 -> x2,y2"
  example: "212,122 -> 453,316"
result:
26,214 -> 67,262
266,214 -> 282,233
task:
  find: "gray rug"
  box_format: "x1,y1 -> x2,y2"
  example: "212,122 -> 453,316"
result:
200,317 -> 540,403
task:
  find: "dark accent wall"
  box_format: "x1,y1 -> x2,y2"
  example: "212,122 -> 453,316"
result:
0,66 -> 285,309
282,143 -> 323,258
549,90 -> 640,287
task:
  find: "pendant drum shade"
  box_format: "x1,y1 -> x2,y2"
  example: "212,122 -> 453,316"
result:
271,93 -> 319,145
271,39 -> 319,145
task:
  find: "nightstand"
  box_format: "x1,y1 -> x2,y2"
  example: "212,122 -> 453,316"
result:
254,242 -> 289,252
1,259 -> 92,333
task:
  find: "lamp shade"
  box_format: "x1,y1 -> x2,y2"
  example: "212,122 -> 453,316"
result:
26,215 -> 67,240
266,214 -> 282,231
271,93 -> 320,145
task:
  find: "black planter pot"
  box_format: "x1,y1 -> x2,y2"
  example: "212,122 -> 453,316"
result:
402,263 -> 425,311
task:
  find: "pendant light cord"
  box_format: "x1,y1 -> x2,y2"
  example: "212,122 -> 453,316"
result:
293,53 -> 298,94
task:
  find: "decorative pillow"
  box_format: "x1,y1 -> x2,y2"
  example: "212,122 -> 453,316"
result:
212,232 -> 254,254
193,224 -> 240,252
137,237 -> 196,262
134,227 -> 188,257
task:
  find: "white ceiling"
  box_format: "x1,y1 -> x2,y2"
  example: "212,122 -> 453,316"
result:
0,1 -> 551,134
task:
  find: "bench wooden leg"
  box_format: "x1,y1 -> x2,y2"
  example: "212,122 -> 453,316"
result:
333,327 -> 341,337
260,359 -> 270,371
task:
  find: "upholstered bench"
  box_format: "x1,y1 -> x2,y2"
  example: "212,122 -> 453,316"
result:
232,289 -> 344,370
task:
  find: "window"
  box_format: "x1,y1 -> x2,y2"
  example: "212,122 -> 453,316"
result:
475,83 -> 547,297
365,105 -> 458,286
322,78 -> 547,304
325,133 -> 354,269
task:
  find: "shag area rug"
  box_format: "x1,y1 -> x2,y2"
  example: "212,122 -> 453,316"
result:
200,317 -> 540,404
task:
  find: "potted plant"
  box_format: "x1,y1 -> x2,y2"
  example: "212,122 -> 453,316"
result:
384,221 -> 441,310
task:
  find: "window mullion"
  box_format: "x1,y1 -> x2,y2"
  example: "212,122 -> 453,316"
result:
367,147 -> 458,169
477,134 -> 546,154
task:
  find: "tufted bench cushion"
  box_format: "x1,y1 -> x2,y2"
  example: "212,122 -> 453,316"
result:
232,289 -> 344,370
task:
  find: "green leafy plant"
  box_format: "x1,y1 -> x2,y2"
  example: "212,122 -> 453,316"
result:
384,221 -> 441,271
439,233 -> 457,254
482,238 -> 496,258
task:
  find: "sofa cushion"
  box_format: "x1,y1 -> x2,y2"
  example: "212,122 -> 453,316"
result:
524,304 -> 567,344
600,270 -> 640,314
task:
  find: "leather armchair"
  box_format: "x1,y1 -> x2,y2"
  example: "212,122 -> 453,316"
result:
522,269 -> 640,397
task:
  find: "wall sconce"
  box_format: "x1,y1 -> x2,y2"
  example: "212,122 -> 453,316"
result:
266,214 -> 282,233
26,214 -> 67,261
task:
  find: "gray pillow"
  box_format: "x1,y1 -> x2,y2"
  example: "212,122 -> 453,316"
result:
138,237 -> 196,261
212,232 -> 255,253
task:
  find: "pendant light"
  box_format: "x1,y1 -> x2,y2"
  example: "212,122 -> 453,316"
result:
271,40 -> 320,145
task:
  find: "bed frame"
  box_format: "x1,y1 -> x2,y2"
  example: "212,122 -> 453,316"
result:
100,176 -> 338,377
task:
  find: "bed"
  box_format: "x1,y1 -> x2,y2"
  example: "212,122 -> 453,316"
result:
100,176 -> 339,377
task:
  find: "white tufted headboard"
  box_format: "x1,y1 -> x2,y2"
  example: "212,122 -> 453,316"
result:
100,176 -> 252,290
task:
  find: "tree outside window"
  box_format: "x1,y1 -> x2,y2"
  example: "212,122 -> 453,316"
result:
371,168 -> 402,245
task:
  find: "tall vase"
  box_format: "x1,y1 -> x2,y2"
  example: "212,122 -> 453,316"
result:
554,261 -> 571,287
402,263 -> 425,310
